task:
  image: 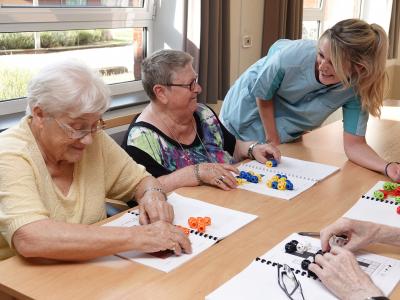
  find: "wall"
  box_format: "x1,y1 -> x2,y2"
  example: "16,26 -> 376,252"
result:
386,38 -> 400,100
152,0 -> 186,52
229,0 -> 264,86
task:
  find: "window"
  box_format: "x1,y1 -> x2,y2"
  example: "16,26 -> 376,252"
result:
0,0 -> 154,116
303,0 -> 392,41
302,0 -> 362,40
302,0 -> 324,40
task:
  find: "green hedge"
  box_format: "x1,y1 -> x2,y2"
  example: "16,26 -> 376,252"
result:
0,33 -> 34,50
0,68 -> 33,101
0,30 -> 111,50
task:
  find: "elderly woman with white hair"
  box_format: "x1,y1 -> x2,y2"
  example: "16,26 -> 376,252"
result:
0,61 -> 191,261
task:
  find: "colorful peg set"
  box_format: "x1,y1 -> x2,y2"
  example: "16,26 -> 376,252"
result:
236,170 -> 263,185
284,239 -> 320,278
266,173 -> 294,190
188,216 -> 212,233
265,158 -> 278,168
372,181 -> 400,214
373,181 -> 400,202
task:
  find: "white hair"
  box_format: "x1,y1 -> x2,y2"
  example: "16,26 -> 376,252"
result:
26,60 -> 110,117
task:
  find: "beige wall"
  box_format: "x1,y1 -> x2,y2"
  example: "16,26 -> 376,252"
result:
229,0 -> 264,86
386,39 -> 400,100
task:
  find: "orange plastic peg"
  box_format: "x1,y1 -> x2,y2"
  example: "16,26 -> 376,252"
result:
197,220 -> 206,233
188,217 -> 198,229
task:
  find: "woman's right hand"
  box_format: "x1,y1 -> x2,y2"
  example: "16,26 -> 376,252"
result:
135,221 -> 192,255
198,163 -> 239,190
309,247 -> 384,300
320,218 -> 380,252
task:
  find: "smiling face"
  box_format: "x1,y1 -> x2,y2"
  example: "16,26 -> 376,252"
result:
165,64 -> 202,114
316,38 -> 343,86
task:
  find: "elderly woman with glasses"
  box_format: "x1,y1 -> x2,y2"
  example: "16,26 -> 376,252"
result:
0,61 -> 191,261
122,49 -> 281,192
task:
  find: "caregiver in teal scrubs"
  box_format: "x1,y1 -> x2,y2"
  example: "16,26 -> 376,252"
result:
220,19 -> 400,182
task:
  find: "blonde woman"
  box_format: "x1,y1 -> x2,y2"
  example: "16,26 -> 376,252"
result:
220,19 -> 400,182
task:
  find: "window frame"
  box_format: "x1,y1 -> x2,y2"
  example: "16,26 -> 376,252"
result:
302,0 -> 325,38
0,0 -> 155,116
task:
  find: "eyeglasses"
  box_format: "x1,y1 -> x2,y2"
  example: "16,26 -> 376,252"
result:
165,77 -> 198,92
277,264 -> 305,300
52,118 -> 105,140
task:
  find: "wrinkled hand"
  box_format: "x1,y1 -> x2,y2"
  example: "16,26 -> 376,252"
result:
199,163 -> 239,190
138,190 -> 174,225
135,220 -> 192,255
252,143 -> 281,164
309,247 -> 383,300
320,218 -> 379,252
386,162 -> 400,182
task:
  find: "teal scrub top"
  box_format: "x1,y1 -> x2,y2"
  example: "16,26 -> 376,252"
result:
220,39 -> 368,143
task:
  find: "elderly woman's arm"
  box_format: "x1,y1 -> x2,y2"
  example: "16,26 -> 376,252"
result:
157,163 -> 239,192
134,175 -> 174,224
12,219 -> 191,261
156,138 -> 280,192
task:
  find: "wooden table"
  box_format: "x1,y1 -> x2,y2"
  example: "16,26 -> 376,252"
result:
0,119 -> 399,300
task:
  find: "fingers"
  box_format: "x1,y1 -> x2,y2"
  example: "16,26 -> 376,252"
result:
205,163 -> 237,190
222,164 -> 239,174
329,245 -> 348,256
156,201 -> 174,223
139,205 -> 149,225
387,163 -> 400,182
219,170 -> 238,188
213,176 -> 232,191
308,262 -> 323,278
140,194 -> 174,224
173,230 -> 192,255
320,218 -> 350,252
268,145 -> 281,162
167,226 -> 192,255
314,251 -> 334,269
253,144 -> 281,163
145,202 -> 161,223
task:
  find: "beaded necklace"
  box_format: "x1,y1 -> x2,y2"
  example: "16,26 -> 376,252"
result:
151,108 -> 214,165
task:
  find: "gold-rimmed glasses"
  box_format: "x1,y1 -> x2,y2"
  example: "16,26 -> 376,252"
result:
277,264 -> 305,300
52,118 -> 105,140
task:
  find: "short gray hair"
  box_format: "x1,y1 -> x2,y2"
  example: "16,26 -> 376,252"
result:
141,49 -> 193,100
26,60 -> 110,117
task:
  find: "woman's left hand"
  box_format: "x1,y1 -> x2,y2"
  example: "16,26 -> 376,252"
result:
199,163 -> 239,191
386,162 -> 400,182
252,143 -> 281,164
138,190 -> 174,225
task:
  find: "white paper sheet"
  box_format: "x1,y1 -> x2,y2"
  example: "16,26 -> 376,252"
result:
207,233 -> 400,300
237,157 -> 339,200
343,181 -> 400,228
104,192 -> 257,272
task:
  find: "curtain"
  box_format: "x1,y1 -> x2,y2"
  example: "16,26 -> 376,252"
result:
184,0 -> 230,104
262,0 -> 303,55
388,0 -> 400,59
